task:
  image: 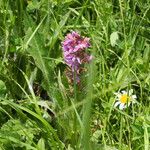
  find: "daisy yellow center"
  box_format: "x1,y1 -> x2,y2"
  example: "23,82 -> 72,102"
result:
120,94 -> 129,103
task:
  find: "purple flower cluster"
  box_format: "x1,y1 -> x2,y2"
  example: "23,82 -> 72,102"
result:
62,31 -> 92,83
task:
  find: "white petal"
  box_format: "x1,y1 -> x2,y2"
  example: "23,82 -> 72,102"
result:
124,105 -> 127,108
121,90 -> 127,94
132,99 -> 137,104
132,95 -> 137,99
114,92 -> 119,95
114,92 -> 121,96
119,103 -> 125,110
117,94 -> 122,99
114,101 -> 121,107
129,89 -> 133,95
127,102 -> 131,106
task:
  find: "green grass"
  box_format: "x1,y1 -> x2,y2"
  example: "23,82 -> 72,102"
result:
0,0 -> 150,149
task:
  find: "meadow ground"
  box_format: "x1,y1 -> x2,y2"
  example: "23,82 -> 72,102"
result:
0,0 -> 150,149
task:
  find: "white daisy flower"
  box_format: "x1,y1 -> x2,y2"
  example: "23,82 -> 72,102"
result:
114,89 -> 137,110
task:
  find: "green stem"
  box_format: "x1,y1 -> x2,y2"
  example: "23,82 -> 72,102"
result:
119,115 -> 123,150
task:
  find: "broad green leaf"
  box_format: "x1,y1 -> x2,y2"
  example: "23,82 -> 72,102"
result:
110,31 -> 119,47
0,80 -> 6,97
37,138 -> 45,150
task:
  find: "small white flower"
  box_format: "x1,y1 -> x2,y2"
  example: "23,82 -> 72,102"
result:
114,89 -> 137,110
